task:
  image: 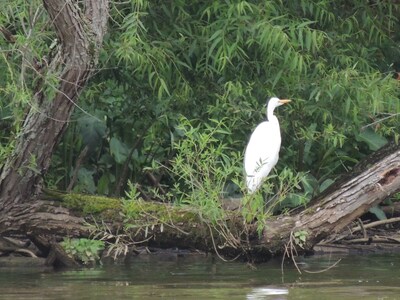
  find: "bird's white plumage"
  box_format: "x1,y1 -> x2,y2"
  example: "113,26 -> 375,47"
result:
244,97 -> 290,193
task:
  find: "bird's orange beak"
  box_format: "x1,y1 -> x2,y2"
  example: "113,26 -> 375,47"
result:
278,99 -> 291,104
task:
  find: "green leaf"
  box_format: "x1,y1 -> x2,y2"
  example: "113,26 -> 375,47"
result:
97,173 -> 115,195
301,174 -> 319,195
276,193 -> 308,209
110,137 -> 129,164
77,114 -> 107,150
76,168 -> 96,194
369,206 -> 387,221
357,128 -> 388,151
319,179 -> 334,192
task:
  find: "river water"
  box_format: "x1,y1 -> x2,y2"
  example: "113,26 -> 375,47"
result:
0,253 -> 399,299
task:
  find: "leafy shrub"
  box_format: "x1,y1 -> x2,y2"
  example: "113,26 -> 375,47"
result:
61,238 -> 105,265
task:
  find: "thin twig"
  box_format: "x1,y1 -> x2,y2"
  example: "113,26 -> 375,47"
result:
282,232 -> 302,275
357,218 -> 367,239
207,223 -> 241,262
352,217 -> 400,231
67,145 -> 89,192
343,236 -> 400,244
289,232 -> 302,274
281,241 -> 289,279
361,113 -> 400,130
325,217 -> 400,244
304,258 -> 342,274
15,248 -> 38,258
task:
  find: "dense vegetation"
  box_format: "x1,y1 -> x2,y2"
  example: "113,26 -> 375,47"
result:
1,1 -> 399,216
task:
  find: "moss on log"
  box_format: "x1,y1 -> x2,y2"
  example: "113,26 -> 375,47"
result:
43,191 -> 260,259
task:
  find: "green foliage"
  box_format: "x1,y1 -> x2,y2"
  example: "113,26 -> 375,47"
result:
241,168 -> 305,232
61,238 -> 105,265
369,205 -> 387,221
356,128 -> 388,151
2,1 -> 400,216
293,230 -> 309,249
168,116 -> 241,223
122,182 -> 152,224
124,180 -> 142,202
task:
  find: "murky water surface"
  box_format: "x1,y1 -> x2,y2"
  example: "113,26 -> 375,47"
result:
0,253 -> 399,299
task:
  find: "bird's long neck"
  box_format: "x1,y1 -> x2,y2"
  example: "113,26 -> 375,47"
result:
266,104 -> 276,122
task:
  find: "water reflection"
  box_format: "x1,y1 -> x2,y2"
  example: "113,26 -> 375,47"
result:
0,254 -> 399,299
247,287 -> 289,300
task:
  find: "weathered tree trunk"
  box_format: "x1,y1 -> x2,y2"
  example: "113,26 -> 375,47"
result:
0,1 -> 109,225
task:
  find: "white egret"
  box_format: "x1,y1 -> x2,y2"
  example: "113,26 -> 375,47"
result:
244,97 -> 291,194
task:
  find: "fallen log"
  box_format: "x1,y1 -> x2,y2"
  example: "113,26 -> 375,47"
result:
1,142 -> 400,263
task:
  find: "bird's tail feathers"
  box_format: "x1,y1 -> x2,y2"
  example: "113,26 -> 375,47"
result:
246,175 -> 261,194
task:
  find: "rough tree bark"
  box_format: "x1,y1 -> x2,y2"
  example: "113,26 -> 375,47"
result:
0,1 -> 109,234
